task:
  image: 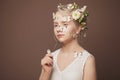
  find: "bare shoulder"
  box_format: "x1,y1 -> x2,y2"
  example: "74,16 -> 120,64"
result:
83,53 -> 97,80
84,53 -> 96,69
86,54 -> 96,63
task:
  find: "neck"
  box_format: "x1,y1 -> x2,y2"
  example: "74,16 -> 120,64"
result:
61,39 -> 84,54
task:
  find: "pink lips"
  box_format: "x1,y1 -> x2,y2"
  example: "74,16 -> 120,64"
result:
57,34 -> 65,38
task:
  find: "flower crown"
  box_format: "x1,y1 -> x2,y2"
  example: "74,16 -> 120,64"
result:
53,2 -> 89,30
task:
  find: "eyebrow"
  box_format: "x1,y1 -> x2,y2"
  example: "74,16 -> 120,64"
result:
53,22 -> 58,24
61,21 -> 68,23
53,21 -> 69,24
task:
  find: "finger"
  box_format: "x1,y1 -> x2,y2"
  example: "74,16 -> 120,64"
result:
44,57 -> 53,64
46,54 -> 53,59
47,57 -> 53,62
46,61 -> 53,66
48,62 -> 53,66
45,59 -> 53,66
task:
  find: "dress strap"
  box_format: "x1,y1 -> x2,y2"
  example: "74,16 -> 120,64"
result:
80,51 -> 91,70
51,49 -> 61,67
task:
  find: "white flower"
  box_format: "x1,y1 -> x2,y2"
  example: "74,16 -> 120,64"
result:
53,12 -> 56,19
62,26 -> 68,32
67,16 -> 71,22
57,3 -> 62,9
80,6 -> 87,12
47,49 -> 51,54
62,16 -> 67,21
62,16 -> 71,22
67,4 -> 74,10
72,9 -> 81,20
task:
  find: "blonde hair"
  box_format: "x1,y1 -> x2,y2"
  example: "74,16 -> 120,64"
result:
55,3 -> 88,30
53,3 -> 88,38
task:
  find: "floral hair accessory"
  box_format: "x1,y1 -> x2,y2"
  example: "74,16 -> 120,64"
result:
62,16 -> 71,22
67,3 -> 74,10
53,12 -> 71,22
70,4 -> 88,30
53,2 -> 89,30
53,12 -> 56,20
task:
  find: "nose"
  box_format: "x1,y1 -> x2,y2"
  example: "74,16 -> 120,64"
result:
56,26 -> 63,33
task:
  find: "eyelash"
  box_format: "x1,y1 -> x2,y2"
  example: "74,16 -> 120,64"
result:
54,24 -> 58,27
54,23 -> 68,27
63,24 -> 68,26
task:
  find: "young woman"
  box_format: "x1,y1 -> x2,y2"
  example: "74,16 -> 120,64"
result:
39,3 -> 97,80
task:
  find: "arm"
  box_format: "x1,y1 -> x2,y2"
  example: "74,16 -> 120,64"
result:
39,68 -> 52,80
39,50 -> 53,80
83,55 -> 97,80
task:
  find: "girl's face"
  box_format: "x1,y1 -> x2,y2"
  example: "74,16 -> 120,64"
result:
53,12 -> 80,44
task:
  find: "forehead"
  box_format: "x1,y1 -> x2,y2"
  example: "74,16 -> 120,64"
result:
53,12 -> 72,22
56,10 -> 71,16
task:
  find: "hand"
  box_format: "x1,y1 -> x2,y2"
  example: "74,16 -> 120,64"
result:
41,49 -> 53,73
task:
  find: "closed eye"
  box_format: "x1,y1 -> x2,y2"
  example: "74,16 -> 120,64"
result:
53,22 -> 58,27
63,23 -> 68,26
54,24 -> 58,27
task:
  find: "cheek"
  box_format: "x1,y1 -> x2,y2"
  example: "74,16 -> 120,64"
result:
63,25 -> 73,33
65,26 -> 76,35
54,28 -> 57,35
62,27 -> 68,33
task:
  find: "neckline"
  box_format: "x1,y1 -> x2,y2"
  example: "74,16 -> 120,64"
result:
55,48 -> 86,73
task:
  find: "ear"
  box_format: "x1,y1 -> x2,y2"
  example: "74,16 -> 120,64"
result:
76,26 -> 82,34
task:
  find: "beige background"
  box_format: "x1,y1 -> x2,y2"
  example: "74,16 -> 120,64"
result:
1,0 -> 120,80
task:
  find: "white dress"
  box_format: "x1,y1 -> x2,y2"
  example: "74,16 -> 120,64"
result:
50,48 -> 91,80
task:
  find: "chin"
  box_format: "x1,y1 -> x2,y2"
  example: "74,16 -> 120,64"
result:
57,38 -> 65,43
57,38 -> 72,44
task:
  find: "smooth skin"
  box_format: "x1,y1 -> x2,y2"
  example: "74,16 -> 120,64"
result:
39,12 -> 97,80
39,53 -> 53,80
